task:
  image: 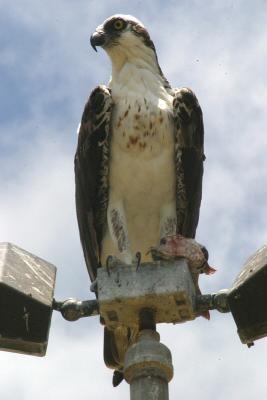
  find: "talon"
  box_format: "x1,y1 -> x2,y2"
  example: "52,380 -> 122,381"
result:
106,255 -> 113,276
160,237 -> 167,245
146,247 -> 153,256
147,246 -> 162,261
136,251 -> 141,271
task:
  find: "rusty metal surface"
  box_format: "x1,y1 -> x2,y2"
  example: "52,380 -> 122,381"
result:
124,330 -> 173,400
228,244 -> 267,344
97,260 -> 196,329
0,242 -> 56,307
0,242 -> 57,356
231,244 -> 267,290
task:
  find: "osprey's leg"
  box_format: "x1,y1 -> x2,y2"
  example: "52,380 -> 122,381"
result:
107,201 -> 133,264
159,201 -> 177,239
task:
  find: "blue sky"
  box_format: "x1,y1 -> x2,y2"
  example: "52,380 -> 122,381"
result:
1,0 -> 267,399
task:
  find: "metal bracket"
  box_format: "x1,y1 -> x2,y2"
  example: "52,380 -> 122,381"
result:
53,298 -> 99,321
53,262 -> 230,327
196,289 -> 230,314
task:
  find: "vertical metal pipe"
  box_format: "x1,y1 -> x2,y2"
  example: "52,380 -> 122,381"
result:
129,373 -> 169,400
124,330 -> 173,400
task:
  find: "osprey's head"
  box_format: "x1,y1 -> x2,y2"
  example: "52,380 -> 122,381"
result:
90,14 -> 154,52
90,14 -> 158,72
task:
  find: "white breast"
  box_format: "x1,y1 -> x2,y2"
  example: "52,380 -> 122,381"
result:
101,63 -> 176,262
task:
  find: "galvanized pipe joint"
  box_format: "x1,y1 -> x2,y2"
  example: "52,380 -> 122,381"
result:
124,329 -> 173,400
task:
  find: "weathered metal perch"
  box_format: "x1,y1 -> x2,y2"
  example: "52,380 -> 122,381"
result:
1,242 -> 267,399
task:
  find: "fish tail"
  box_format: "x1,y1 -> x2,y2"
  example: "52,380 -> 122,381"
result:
200,310 -> 210,320
204,264 -> 217,275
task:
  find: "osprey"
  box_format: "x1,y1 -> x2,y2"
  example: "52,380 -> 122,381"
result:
75,14 -> 205,383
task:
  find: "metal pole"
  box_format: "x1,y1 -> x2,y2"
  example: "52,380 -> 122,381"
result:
124,329 -> 173,400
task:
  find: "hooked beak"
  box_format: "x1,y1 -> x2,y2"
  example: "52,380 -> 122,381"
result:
90,31 -> 106,52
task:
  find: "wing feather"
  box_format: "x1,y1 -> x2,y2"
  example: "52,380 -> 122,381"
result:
173,87 -> 205,238
75,85 -> 113,281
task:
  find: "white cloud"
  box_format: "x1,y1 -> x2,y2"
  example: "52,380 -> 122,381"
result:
0,319 -> 127,400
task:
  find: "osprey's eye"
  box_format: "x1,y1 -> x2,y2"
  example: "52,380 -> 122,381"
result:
113,19 -> 125,30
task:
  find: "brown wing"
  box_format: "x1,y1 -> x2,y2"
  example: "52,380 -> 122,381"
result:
75,85 -> 113,281
173,87 -> 205,238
